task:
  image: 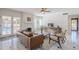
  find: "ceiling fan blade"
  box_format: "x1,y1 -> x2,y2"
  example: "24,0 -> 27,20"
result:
43,10 -> 51,13
40,8 -> 51,13
45,11 -> 51,12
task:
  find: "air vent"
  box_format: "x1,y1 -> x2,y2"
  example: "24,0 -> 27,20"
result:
62,13 -> 68,15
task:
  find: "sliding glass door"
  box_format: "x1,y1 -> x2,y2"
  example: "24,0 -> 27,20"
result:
2,16 -> 20,35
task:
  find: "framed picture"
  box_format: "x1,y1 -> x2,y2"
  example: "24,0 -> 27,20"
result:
27,17 -> 31,22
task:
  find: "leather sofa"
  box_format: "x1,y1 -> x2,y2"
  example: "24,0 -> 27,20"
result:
17,31 -> 44,50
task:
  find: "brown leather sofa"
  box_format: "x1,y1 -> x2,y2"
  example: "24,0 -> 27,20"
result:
17,32 -> 44,50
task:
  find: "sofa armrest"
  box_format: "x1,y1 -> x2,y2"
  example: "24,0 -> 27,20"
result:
30,35 -> 44,49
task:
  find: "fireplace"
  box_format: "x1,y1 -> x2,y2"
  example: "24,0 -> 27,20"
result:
26,28 -> 32,32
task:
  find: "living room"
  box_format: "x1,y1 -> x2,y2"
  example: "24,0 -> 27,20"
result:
0,0 -> 79,59
0,8 -> 79,50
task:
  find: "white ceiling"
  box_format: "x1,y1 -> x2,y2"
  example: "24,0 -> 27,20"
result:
10,8 -> 79,16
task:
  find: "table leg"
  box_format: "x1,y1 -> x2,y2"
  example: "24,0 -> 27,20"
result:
49,33 -> 51,44
57,37 -> 62,49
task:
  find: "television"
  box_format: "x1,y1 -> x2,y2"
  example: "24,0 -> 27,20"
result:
48,23 -> 54,27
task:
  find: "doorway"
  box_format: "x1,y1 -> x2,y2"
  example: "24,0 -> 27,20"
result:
71,18 -> 78,31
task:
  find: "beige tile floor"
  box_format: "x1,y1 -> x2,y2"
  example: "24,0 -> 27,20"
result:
0,31 -> 79,50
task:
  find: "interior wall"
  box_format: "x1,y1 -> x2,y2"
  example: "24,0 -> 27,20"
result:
42,14 -> 68,31
21,13 -> 34,31
0,16 -> 2,34
0,9 -> 21,17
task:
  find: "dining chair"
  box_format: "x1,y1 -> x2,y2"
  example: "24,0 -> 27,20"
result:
61,30 -> 67,44
49,30 -> 67,48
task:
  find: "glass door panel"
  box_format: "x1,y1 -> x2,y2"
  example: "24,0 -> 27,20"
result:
13,17 -> 20,34
2,16 -> 12,35
71,19 -> 78,31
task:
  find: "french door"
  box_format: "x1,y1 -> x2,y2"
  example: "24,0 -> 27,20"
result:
71,18 -> 78,31
2,16 -> 12,35
2,16 -> 20,35
13,17 -> 20,34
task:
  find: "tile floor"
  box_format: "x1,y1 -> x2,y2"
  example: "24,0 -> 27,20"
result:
0,31 -> 79,50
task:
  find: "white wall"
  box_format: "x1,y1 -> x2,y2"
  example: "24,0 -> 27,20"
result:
0,8 -> 21,17
42,14 -> 68,30
0,16 -> 2,34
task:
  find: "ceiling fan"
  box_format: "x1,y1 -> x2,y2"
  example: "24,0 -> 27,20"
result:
40,8 -> 51,14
